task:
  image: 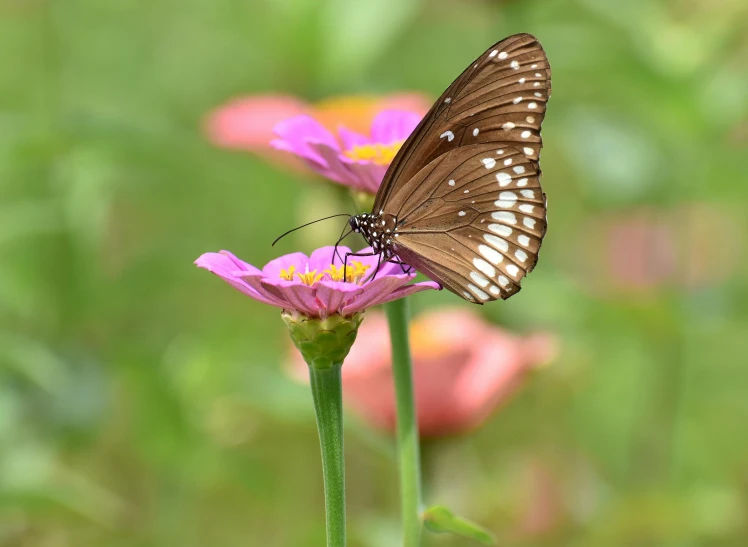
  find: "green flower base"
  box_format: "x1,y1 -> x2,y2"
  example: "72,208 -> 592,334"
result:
282,310 -> 365,370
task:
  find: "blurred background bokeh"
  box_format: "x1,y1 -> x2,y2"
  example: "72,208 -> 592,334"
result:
2,0 -> 748,545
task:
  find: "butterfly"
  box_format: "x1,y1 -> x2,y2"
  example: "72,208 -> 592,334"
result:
347,33 -> 551,303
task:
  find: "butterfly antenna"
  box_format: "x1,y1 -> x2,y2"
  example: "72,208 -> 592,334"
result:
272,214 -> 352,246
332,224 -> 353,266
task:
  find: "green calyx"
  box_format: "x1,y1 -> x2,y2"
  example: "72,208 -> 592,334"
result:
282,311 -> 365,370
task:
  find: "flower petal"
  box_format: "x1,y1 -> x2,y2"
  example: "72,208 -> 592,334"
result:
308,246 -> 352,272
315,281 -> 364,316
338,127 -> 370,150
370,110 -> 422,144
262,252 -> 309,279
342,275 -> 439,315
196,252 -> 281,306
259,279 -> 320,316
271,115 -> 341,166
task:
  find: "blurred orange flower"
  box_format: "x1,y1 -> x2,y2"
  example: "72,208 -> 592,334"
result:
204,92 -> 431,170
289,308 -> 556,437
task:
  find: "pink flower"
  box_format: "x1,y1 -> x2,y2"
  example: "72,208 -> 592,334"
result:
289,308 -> 557,437
270,110 -> 422,193
572,203 -> 743,296
195,246 -> 440,319
203,93 -> 430,176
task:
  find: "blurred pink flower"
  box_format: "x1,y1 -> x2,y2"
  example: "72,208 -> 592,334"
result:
204,93 -> 430,175
574,203 -> 743,295
289,308 -> 556,436
195,246 -> 439,319
270,110 -> 421,193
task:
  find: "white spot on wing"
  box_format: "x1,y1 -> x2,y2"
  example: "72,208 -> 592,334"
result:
498,275 -> 509,287
473,258 -> 496,278
521,130 -> 531,139
528,102 -> 538,109
510,60 -> 520,69
513,97 -> 523,104
503,158 -> 512,166
517,178 -> 529,187
524,217 -> 536,229
489,285 -> 500,295
489,224 -> 512,237
489,50 -> 498,58
523,147 -> 534,156
502,122 -> 515,131
513,165 -> 526,174
484,234 -> 509,252
496,172 -> 512,187
492,211 -> 517,224
515,250 -> 528,262
520,189 -> 535,199
482,158 -> 496,169
467,284 -> 490,301
506,264 -> 520,277
519,204 -> 534,213
440,130 -> 454,141
473,128 -> 479,136
498,51 -> 508,59
470,271 -> 490,287
478,245 -> 503,265
458,211 -> 466,217
518,235 -> 531,247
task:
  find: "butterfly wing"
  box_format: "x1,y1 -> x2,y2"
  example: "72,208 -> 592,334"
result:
374,33 -> 551,214
389,144 -> 547,302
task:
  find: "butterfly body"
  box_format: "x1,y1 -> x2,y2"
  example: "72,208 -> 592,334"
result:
352,33 -> 551,303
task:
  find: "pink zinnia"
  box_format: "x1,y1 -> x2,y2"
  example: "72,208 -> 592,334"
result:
270,110 -> 421,193
289,308 -> 557,437
195,246 -> 439,318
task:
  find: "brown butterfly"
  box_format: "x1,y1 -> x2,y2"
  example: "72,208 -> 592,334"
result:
348,33 -> 551,303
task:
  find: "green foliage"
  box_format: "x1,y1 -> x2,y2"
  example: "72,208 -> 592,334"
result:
1,0 -> 748,545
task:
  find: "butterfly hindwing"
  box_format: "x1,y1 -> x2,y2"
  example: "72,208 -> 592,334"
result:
389,144 -> 547,302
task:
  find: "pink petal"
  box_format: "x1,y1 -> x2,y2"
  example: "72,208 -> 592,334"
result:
308,246 -> 352,272
315,281 -> 364,315
338,127 -> 370,150
204,95 -> 309,150
262,252 -> 310,279
259,279 -> 320,316
370,110 -> 422,144
271,115 -> 341,166
195,253 -> 281,306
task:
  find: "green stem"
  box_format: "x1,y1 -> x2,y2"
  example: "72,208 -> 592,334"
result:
385,298 -> 423,547
308,364 -> 346,547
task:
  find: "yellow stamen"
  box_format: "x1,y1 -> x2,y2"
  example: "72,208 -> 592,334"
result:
323,264 -> 346,282
344,141 -> 405,166
279,265 -> 296,280
281,261 -> 372,286
296,270 -> 324,286
323,261 -> 372,283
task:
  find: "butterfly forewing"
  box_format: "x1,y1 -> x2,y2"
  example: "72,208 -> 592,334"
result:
390,144 -> 547,302
373,33 -> 551,215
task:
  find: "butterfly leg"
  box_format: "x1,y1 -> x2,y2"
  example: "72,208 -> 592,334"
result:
389,258 -> 414,275
343,250 -> 379,281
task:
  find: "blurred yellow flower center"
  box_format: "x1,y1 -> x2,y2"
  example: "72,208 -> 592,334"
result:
279,261 -> 371,286
410,319 -> 453,358
344,141 -> 405,166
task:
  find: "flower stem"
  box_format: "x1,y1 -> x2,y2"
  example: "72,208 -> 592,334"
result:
308,364 -> 346,547
385,298 -> 423,547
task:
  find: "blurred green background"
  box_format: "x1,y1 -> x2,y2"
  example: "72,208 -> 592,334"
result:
2,0 -> 748,545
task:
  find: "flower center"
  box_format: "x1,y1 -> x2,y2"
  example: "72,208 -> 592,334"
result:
344,141 -> 405,166
279,261 -> 371,286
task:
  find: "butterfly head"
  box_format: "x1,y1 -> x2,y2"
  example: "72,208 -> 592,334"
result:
350,212 -> 399,259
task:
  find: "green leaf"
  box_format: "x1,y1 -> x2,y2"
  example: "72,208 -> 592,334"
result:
423,505 -> 496,545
